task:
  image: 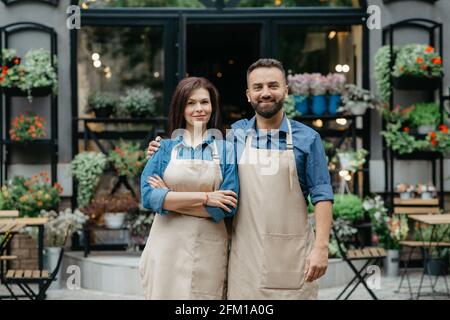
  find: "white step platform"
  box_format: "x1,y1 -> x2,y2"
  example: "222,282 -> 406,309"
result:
59,251 -> 144,296
56,251 -> 367,296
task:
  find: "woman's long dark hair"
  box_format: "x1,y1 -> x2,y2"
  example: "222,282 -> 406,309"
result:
167,77 -> 223,136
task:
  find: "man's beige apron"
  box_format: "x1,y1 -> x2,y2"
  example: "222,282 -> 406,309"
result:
139,141 -> 228,300
227,120 -> 318,300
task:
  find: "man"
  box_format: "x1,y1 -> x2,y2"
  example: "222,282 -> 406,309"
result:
148,59 -> 333,300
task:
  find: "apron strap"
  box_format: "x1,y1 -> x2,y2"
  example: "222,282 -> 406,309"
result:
286,119 -> 295,190
170,141 -> 183,160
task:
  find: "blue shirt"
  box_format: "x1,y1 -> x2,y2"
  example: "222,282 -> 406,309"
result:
229,114 -> 334,206
140,135 -> 239,223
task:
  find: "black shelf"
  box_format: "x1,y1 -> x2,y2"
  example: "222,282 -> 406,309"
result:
0,22 -> 58,186
382,18 -> 445,212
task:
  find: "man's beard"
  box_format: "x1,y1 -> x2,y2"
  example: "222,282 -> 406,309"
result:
250,99 -> 284,119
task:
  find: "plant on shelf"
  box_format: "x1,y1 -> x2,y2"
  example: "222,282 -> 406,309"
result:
0,48 -> 58,102
71,152 -> 108,209
336,148 -> 368,173
339,84 -> 380,115
118,87 -> 156,118
87,91 -> 118,118
326,73 -> 346,115
395,183 -> 416,199
104,193 -> 140,229
381,121 -> 429,154
9,114 -> 46,141
416,183 -> 436,199
108,140 -> 146,178
427,125 -> 450,155
363,195 -> 409,250
309,73 -> 328,116
392,44 -> 443,79
332,194 -> 365,223
374,45 -> 398,104
125,208 -> 155,250
34,208 -> 88,247
287,73 -> 310,115
407,102 -> 440,133
0,173 -> 63,217
283,94 -> 299,119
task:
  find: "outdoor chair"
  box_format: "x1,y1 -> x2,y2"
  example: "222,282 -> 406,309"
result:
0,226 -> 71,300
332,226 -> 387,300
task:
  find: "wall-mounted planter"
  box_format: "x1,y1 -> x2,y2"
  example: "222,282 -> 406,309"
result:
1,0 -> 59,6
0,85 -> 53,97
392,75 -> 441,91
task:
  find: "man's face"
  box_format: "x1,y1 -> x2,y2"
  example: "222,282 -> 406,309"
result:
246,67 -> 289,119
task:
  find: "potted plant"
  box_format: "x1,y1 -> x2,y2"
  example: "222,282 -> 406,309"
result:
287,73 -> 310,115
9,114 -> 46,141
104,193 -> 139,229
336,148 -> 368,173
381,121 -> 429,155
340,84 -> 379,116
333,194 -> 365,223
125,208 -> 155,251
392,44 -> 443,90
416,183 -> 436,200
427,125 -> 450,155
309,73 -> 328,116
283,94 -> 299,119
108,140 -> 146,179
407,102 -> 440,134
87,91 -> 118,118
27,208 -> 88,284
375,46 -> 398,104
0,48 -> 58,102
0,173 -> 63,217
395,183 -> 415,200
326,73 -> 346,115
71,151 -> 108,209
364,195 -> 409,277
118,88 -> 157,118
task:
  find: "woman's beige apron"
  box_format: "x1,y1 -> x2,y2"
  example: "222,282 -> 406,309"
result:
227,120 -> 318,300
139,141 -> 228,300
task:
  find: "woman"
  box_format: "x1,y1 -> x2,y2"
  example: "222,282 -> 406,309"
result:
139,77 -> 239,300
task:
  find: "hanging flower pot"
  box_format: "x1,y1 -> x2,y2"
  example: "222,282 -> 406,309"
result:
294,95 -> 309,115
0,85 -> 53,97
328,94 -> 341,115
311,95 -> 326,116
93,105 -> 114,118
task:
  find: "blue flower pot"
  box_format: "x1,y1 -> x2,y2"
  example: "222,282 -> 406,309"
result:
311,95 -> 327,116
328,94 -> 341,115
294,95 -> 309,115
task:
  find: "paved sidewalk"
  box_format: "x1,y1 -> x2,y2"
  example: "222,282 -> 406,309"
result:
1,270 -> 449,300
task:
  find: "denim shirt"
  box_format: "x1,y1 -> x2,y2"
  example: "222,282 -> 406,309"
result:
140,135 -> 239,223
229,114 -> 334,206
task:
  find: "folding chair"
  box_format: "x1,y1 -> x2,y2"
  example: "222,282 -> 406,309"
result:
0,214 -> 24,299
332,226 -> 387,300
1,226 -> 72,300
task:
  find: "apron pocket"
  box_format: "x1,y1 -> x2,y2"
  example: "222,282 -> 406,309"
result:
260,233 -> 306,290
191,236 -> 228,298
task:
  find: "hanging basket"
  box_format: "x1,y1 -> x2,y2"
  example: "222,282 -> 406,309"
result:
0,85 -> 53,97
392,75 -> 441,91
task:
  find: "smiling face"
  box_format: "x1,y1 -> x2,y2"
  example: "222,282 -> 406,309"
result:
183,87 -> 212,130
246,67 -> 289,119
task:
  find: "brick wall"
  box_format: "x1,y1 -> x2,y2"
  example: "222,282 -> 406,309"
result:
9,233 -> 39,270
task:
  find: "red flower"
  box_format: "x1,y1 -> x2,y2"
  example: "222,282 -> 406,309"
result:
439,124 -> 449,133
429,131 -> 437,138
416,57 -> 424,64
0,77 -> 3,82
420,65 -> 428,71
13,57 -> 20,65
425,46 -> 434,53
403,127 -> 410,133
432,57 -> 443,65
431,139 -> 438,146
399,66 -> 405,72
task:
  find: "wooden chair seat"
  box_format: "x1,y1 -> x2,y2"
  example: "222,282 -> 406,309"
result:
5,269 -> 50,283
0,255 -> 17,261
346,247 -> 387,260
400,240 -> 450,247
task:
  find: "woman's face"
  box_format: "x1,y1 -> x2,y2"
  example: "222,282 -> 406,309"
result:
184,87 -> 212,129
